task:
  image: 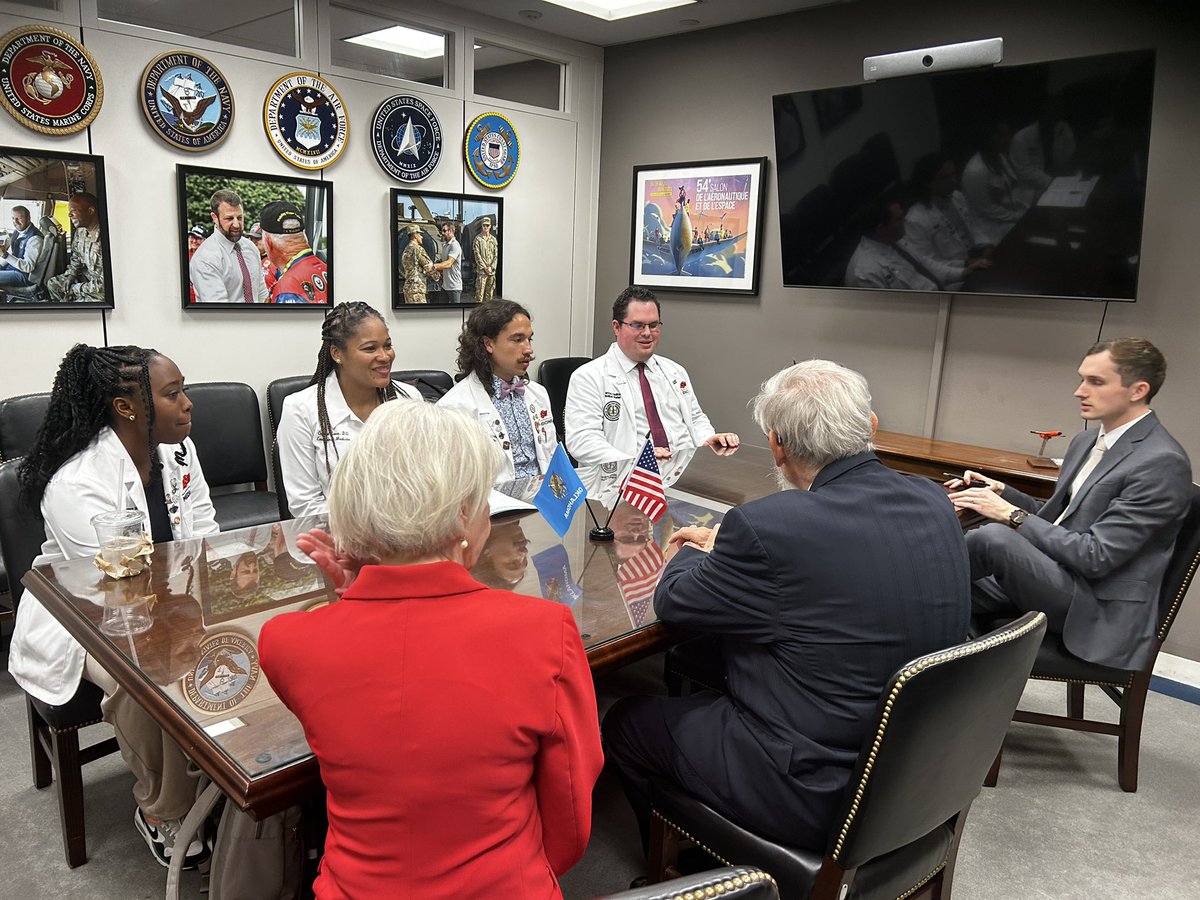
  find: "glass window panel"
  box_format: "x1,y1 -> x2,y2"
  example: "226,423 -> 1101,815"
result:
329,3 -> 446,88
474,44 -> 562,111
97,0 -> 298,57
9,0 -> 60,10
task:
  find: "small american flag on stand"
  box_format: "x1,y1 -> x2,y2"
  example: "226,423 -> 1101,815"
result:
622,439 -> 667,522
617,540 -> 665,628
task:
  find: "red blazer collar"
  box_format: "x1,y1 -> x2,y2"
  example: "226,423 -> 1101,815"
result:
341,561 -> 487,601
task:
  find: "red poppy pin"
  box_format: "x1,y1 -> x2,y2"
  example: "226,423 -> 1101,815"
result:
679,381 -> 687,389
539,409 -> 549,418
181,474 -> 190,490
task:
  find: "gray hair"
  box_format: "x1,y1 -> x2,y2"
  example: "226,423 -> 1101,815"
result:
751,360 -> 873,468
328,402 -> 501,562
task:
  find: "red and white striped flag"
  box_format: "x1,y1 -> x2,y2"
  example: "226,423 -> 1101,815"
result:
622,439 -> 667,522
617,540 -> 665,628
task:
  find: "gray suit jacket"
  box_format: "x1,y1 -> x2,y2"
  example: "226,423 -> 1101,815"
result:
1003,412 -> 1191,669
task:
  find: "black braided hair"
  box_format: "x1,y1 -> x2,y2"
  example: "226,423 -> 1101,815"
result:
455,299 -> 531,398
310,301 -> 397,474
18,344 -> 160,509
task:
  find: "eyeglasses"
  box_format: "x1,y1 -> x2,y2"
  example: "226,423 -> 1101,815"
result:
620,320 -> 663,333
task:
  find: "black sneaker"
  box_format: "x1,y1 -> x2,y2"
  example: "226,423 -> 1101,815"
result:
134,807 -> 208,869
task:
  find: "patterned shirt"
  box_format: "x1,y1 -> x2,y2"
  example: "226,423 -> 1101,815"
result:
491,376 -> 539,478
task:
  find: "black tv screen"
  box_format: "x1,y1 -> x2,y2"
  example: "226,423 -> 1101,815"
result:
772,49 -> 1155,301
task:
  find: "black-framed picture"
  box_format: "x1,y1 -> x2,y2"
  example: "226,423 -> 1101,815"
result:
390,187 -> 502,310
631,157 -> 768,295
177,164 -> 333,309
0,145 -> 114,310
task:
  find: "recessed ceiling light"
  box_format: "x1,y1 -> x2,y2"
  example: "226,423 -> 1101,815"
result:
540,0 -> 698,22
344,24 -> 447,59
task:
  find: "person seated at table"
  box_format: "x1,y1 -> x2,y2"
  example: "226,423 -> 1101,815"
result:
904,154 -> 993,291
602,360 -> 970,856
7,343 -> 219,869
259,402 -> 603,899
437,299 -> 558,483
276,301 -> 422,517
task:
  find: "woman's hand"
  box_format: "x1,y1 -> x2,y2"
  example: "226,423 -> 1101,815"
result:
296,528 -> 363,596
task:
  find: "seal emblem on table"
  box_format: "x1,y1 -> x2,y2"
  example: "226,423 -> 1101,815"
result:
371,94 -> 441,182
0,25 -> 103,134
184,631 -> 260,714
263,72 -> 348,170
139,51 -> 233,150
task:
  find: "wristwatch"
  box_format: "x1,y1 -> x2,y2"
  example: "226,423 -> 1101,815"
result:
1008,508 -> 1030,529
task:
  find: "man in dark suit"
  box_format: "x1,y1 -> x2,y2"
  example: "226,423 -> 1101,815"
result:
603,360 -> 970,853
950,337 -> 1191,670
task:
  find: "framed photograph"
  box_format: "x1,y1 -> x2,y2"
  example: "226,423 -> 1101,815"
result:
390,187 -> 502,310
177,164 -> 333,309
631,157 -> 768,295
198,527 -> 327,626
0,145 -> 114,310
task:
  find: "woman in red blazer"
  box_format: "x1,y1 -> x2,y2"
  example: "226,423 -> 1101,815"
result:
259,402 -> 603,899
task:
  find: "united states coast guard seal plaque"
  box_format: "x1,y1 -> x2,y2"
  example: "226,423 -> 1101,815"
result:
140,51 -> 233,151
0,25 -> 103,135
263,72 -> 348,170
464,112 -> 520,190
184,631 -> 261,715
371,94 -> 442,182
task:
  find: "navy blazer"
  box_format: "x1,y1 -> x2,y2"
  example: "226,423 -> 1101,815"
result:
653,451 -> 970,847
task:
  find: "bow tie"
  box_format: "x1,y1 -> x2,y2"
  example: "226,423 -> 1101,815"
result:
499,379 -> 526,399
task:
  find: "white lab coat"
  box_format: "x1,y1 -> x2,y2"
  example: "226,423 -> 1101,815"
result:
437,375 -> 558,483
564,343 -> 715,488
904,191 -> 982,289
8,428 -> 219,705
844,236 -> 939,291
276,373 -> 422,517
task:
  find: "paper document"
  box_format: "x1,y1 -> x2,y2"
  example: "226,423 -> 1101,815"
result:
1037,175 -> 1099,208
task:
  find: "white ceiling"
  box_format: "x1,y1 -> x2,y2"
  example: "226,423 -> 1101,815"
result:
432,0 -> 849,48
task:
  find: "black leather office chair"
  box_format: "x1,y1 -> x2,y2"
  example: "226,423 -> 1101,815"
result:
393,368 -> 453,402
0,458 -> 120,867
0,391 -> 51,622
537,357 -> 590,444
183,382 -> 279,530
647,613 -> 1047,899
594,867 -> 778,899
266,375 -> 314,521
984,482 -> 1200,793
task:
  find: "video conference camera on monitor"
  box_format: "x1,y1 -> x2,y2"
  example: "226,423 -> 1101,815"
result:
863,37 -> 1003,81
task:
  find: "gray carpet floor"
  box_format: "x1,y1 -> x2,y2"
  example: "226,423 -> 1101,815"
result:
1,647 -> 1197,898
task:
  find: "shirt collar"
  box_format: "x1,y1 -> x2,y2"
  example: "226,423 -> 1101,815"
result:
613,343 -> 654,374
322,371 -> 356,426
341,561 -> 488,601
1100,410 -> 1151,448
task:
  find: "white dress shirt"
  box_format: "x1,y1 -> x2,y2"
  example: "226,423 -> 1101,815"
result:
189,230 -> 268,303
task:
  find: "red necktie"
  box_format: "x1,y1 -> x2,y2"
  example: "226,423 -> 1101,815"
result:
234,245 -> 254,302
637,363 -> 670,450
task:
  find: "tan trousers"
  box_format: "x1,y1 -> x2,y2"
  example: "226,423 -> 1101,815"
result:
85,655 -> 200,821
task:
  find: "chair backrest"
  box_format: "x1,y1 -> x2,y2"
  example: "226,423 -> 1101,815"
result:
0,392 -> 50,462
26,217 -> 66,288
0,458 -> 46,606
829,611 -> 1046,870
1156,483 -> 1200,642
184,382 -> 268,488
537,357 -> 590,443
392,369 -> 453,402
266,375 -> 312,438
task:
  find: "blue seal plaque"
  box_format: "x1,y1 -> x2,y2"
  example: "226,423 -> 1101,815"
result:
371,94 -> 442,183
140,51 -> 233,151
464,112 -> 520,190
263,72 -> 349,170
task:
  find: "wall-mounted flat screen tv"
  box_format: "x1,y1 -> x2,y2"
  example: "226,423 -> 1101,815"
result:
772,49 -> 1154,301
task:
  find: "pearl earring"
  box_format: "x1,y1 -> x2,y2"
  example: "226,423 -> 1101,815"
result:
128,414 -> 136,421
460,539 -> 469,550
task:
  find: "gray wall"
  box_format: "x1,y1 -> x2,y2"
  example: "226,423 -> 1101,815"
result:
594,0 -> 1200,662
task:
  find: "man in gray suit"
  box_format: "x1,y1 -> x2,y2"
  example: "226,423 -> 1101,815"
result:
950,337 -> 1191,670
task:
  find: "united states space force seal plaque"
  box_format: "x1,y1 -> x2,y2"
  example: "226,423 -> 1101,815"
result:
140,51 -> 233,151
371,94 -> 441,182
263,72 -> 348,170
0,25 -> 103,135
184,631 -> 261,715
464,112 -> 520,190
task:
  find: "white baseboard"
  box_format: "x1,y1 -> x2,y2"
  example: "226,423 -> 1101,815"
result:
1153,652 -> 1200,689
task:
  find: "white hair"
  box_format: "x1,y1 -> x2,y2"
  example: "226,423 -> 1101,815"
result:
751,360 -> 873,468
328,401 -> 501,562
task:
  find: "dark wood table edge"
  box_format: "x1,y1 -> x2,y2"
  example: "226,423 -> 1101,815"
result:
21,567 -> 321,819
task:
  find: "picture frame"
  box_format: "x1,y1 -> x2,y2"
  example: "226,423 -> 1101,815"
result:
177,164 -> 333,309
0,145 -> 115,310
630,157 -> 768,295
390,187 -> 502,310
198,527 -> 327,626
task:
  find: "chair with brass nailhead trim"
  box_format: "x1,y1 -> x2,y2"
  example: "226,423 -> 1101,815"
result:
593,865 -> 779,900
647,612 -> 1046,899
983,482 -> 1200,793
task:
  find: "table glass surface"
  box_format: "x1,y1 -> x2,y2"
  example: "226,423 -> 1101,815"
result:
27,472 -> 743,787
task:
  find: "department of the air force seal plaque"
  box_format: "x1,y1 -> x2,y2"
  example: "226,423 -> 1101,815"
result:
0,26 -> 103,135
371,94 -> 442,182
263,72 -> 348,170
140,51 -> 233,151
184,631 -> 261,715
464,112 -> 520,190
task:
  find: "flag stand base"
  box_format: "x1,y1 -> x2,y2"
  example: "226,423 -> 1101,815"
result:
589,527 -> 615,542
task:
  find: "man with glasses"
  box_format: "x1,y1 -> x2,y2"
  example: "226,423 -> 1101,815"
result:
564,285 -> 739,487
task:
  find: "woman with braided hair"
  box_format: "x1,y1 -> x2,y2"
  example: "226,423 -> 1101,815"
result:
8,343 -> 218,868
277,301 -> 421,517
